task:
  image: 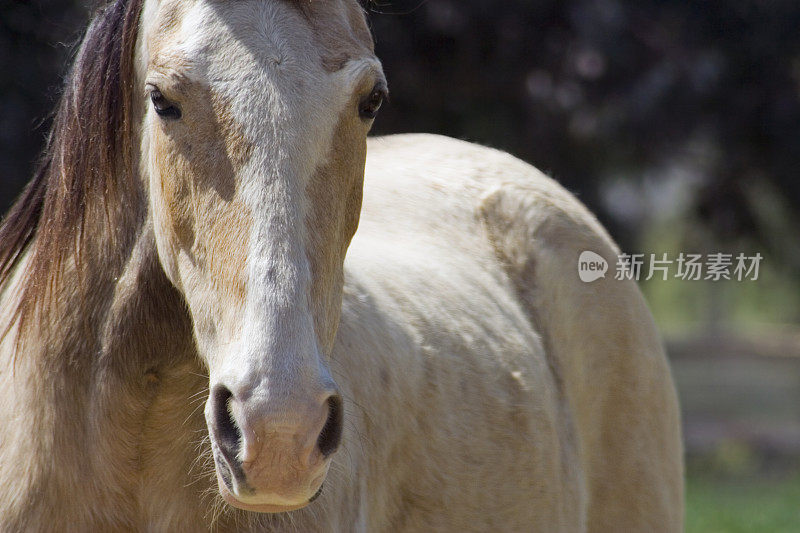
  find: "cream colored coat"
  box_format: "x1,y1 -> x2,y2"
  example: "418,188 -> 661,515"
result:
0,134 -> 682,531
334,134 -> 683,531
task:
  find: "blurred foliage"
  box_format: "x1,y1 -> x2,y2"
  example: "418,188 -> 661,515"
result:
368,0 -> 800,263
2,0 -> 799,275
0,0 -> 88,213
686,474 -> 800,533
640,218 -> 800,333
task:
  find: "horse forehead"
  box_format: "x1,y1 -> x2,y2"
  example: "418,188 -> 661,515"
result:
147,0 -> 373,74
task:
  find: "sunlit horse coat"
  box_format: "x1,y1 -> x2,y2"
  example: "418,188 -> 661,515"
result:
0,0 -> 682,530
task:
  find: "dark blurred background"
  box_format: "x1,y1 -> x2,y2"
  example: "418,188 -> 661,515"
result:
2,0 -> 799,529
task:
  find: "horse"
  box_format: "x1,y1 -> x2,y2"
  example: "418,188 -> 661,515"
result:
0,0 -> 683,531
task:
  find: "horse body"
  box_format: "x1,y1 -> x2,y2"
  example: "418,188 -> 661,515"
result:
0,134 -> 681,531
0,0 -> 682,529
335,134 -> 682,531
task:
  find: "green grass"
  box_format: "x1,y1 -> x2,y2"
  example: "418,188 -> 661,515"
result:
686,475 -> 800,532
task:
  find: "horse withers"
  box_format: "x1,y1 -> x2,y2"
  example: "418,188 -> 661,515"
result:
0,0 -> 683,531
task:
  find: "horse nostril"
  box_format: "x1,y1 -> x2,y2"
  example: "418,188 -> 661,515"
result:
211,385 -> 242,463
317,395 -> 343,457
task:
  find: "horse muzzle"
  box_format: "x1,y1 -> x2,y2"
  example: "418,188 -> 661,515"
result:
206,382 -> 343,512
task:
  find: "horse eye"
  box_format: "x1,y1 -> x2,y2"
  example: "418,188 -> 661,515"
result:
149,88 -> 182,120
359,85 -> 387,120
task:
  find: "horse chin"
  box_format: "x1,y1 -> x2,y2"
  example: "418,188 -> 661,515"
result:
217,478 -> 314,513
214,463 -> 326,514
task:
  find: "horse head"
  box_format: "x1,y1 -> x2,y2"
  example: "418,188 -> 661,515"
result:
137,0 -> 385,512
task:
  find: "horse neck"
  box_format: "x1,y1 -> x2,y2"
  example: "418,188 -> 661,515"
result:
0,210 -> 202,528
15,198 -> 195,373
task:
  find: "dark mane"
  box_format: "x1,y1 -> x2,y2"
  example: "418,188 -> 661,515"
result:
0,0 -> 143,319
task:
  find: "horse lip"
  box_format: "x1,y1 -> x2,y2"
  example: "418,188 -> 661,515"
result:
210,435 -> 328,513
308,484 -> 324,503
217,476 -> 313,513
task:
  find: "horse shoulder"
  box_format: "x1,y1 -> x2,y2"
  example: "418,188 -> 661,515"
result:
477,167 -> 683,531
342,137 -> 590,530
